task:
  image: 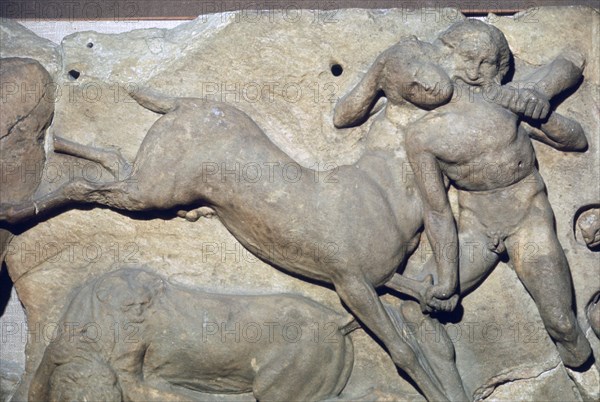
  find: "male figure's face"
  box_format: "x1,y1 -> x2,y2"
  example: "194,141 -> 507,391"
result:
450,43 -> 500,86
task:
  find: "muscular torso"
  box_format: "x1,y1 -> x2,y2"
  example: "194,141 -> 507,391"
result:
408,93 -> 536,191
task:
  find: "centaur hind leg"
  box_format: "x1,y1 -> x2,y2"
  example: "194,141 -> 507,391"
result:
53,136 -> 132,179
0,175 -> 151,224
0,131 -> 137,223
0,131 -> 153,223
0,90 -> 180,224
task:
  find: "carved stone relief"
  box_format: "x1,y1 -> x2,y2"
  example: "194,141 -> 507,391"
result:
0,6 -> 598,402
30,268 -> 360,401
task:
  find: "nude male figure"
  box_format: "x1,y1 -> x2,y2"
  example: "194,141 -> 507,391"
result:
404,21 -> 591,368
335,20 -> 591,369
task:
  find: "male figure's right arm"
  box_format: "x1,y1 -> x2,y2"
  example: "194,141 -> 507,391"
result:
522,54 -> 588,151
406,127 -> 459,312
488,52 -> 587,150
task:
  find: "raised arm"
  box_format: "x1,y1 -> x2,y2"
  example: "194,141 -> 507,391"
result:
490,52 -> 588,150
526,113 -> 587,151
525,52 -> 585,99
334,40 -> 454,128
333,54 -> 385,128
522,52 -> 588,150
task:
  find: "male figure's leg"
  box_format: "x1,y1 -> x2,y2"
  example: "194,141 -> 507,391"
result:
419,213 -> 500,311
457,219 -> 502,295
506,195 -> 591,368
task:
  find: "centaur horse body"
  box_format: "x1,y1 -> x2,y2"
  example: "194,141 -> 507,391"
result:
2,18 -> 587,399
0,87 -> 458,400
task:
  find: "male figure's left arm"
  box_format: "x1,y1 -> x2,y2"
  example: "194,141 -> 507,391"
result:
523,53 -> 588,151
406,126 -> 459,312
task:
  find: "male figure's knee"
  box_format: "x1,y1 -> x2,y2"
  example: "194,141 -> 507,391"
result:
546,313 -> 578,342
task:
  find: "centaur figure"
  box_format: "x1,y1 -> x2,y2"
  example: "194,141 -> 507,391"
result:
1,20 -> 590,400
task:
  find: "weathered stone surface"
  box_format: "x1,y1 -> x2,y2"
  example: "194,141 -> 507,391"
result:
567,364 -> 600,402
0,6 -> 598,401
29,268 -> 357,401
0,58 -> 53,205
485,364 -> 581,402
0,57 -> 54,401
0,21 -> 61,77
490,9 -> 600,344
0,360 -> 22,402
453,267 -> 566,400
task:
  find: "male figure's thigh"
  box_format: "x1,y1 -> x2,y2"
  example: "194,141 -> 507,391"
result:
506,196 -> 573,313
456,214 -> 500,294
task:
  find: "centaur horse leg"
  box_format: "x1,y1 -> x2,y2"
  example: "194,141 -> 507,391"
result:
0,177 -> 149,224
331,271 -> 449,401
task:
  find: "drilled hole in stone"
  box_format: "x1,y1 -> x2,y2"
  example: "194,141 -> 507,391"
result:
68,70 -> 81,80
87,42 -> 94,48
331,64 -> 343,77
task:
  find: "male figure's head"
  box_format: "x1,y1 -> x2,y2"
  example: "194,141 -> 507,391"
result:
435,20 -> 512,86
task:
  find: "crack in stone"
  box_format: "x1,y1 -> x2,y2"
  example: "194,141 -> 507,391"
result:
476,360 -> 562,401
0,82 -> 47,141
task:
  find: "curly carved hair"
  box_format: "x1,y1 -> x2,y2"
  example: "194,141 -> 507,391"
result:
437,19 -> 512,83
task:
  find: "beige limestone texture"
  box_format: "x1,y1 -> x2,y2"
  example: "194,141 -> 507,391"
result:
0,6 -> 598,401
